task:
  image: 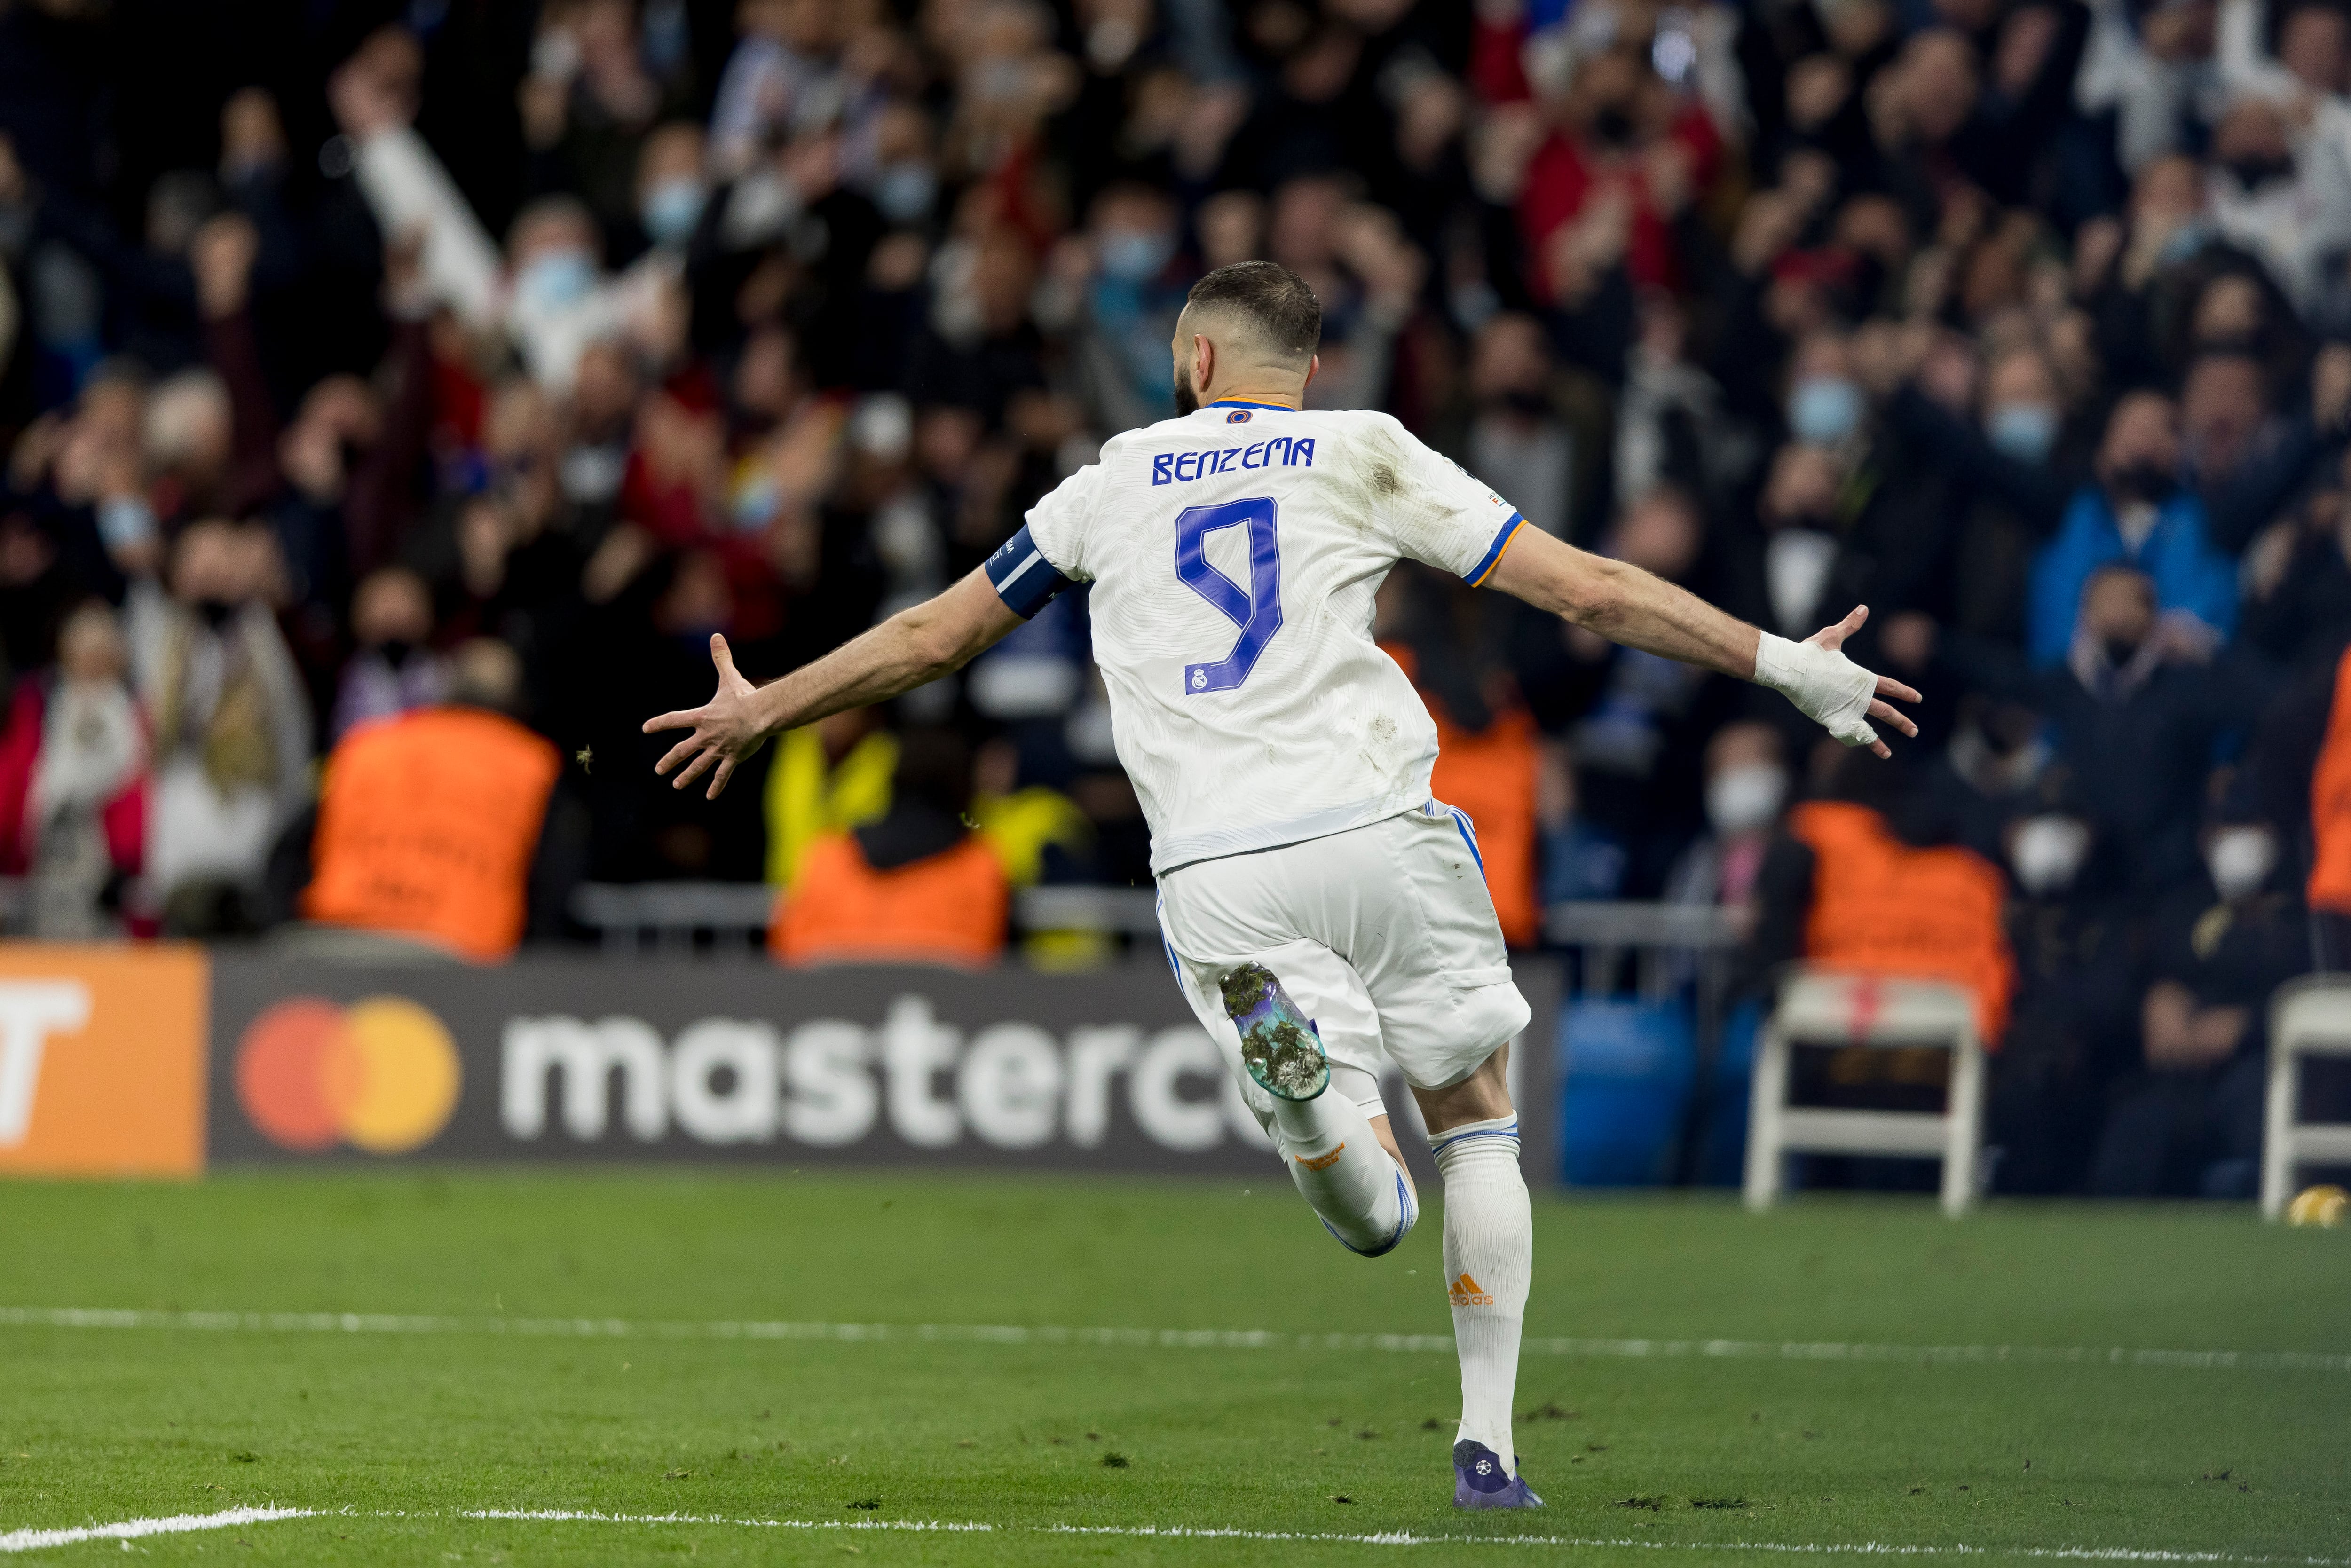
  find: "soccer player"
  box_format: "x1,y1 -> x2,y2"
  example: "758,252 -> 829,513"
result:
643,262 -> 1918,1508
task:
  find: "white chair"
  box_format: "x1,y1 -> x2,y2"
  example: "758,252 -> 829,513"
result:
2261,977 -> 2351,1220
1744,968 -> 1985,1218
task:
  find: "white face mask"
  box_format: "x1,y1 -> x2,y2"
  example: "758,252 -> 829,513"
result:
2206,826 -> 2277,899
1706,763 -> 1787,835
2010,814 -> 2090,896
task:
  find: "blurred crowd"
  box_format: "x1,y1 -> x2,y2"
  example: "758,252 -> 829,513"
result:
4,0 -> 2351,1194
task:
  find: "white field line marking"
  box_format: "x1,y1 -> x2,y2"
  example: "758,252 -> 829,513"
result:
2,1505 -> 2346,1564
0,1506 -> 316,1553
1,1305 -> 2344,1375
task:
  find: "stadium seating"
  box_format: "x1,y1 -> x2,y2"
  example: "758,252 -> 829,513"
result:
1743,969 -> 1985,1218
2261,977 -> 2351,1220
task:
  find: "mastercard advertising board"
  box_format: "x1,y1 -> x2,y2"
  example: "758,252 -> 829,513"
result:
0,944 -> 208,1178
0,951 -> 1556,1179
205,955 -> 1558,1178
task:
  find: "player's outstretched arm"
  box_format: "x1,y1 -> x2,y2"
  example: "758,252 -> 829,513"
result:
1483,526 -> 1919,758
641,567 -> 1023,799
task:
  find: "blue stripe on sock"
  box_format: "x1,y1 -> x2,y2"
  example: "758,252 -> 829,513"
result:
1430,1122 -> 1519,1153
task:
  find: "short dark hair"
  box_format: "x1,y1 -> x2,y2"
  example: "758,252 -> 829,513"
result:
1183,261 -> 1322,363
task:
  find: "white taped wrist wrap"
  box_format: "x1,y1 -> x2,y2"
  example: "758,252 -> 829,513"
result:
1753,631 -> 1879,748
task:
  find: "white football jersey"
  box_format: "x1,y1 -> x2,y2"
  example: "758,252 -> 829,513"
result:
983,401 -> 1527,874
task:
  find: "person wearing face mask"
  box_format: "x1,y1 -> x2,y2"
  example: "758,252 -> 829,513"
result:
1853,333 -> 2081,649
1431,314 -> 1576,544
503,198 -> 640,394
126,519 -> 312,932
2204,97 -> 2351,309
1883,568 -> 2272,891
1984,800 -> 2143,1194
1918,695 -> 2054,862
632,123 -> 710,253
1664,722 -> 1787,912
330,567 -> 448,740
1064,182 -> 1190,436
1783,331 -> 1867,451
2087,802 -> 2308,1197
330,45 -> 678,396
2027,390 -> 2239,665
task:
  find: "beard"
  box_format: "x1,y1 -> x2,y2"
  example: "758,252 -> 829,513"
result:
1172,366 -> 1199,417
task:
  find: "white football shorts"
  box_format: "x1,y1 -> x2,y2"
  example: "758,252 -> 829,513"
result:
1156,801 -> 1533,1121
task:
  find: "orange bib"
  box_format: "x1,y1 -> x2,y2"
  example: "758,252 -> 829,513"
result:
2308,643 -> 2351,915
1384,641 -> 1542,947
771,832 -> 1008,967
303,707 -> 561,961
1788,801 -> 2015,1044
1429,706 -> 1541,947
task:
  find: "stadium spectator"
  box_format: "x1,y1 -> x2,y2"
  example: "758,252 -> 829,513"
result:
2029,392 -> 2238,665
764,706 -> 897,889
1745,748 -> 2018,1048
129,517 -> 309,933
1984,785 -> 2143,1193
0,601 -> 145,938
1,0 -> 2349,1194
2088,796 -> 2305,1195
1664,720 -> 1788,917
1900,563 -> 2272,888
330,566 -> 446,740
288,638 -> 574,961
1381,565 -> 1544,947
771,725 -> 1008,967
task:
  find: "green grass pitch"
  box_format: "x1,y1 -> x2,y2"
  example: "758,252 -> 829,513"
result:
2,1171 -> 2347,1564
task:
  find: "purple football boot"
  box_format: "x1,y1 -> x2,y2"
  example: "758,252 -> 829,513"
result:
1219,961 -> 1328,1101
1454,1440 -> 1545,1509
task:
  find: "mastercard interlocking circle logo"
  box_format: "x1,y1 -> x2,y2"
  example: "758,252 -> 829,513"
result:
235,996 -> 461,1154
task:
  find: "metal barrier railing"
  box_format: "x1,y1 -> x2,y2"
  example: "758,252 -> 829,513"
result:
568,882 -> 1164,955
1544,901 -> 1742,996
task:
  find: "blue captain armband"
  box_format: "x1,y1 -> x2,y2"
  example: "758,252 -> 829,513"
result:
984,524 -> 1077,618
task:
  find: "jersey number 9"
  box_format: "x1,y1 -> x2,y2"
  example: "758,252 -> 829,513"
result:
1176,497 -> 1283,694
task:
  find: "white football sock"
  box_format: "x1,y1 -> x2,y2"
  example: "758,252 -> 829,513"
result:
1432,1114 -> 1530,1473
1269,1080 -> 1414,1256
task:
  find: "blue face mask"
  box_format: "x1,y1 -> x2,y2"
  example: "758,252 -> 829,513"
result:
1789,375 -> 1863,445
640,178 -> 706,246
873,162 -> 936,225
1987,402 -> 2059,464
2160,219 -> 2213,267
516,249 -> 596,314
1097,229 -> 1173,283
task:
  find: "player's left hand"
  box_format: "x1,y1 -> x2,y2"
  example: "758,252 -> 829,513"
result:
642,633 -> 765,799
1804,605 -> 1921,760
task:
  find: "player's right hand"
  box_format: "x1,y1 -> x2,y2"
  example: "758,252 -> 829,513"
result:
643,633 -> 766,800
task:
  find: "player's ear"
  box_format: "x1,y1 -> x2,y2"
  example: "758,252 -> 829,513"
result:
1302,353 -> 1320,391
1192,333 -> 1214,396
